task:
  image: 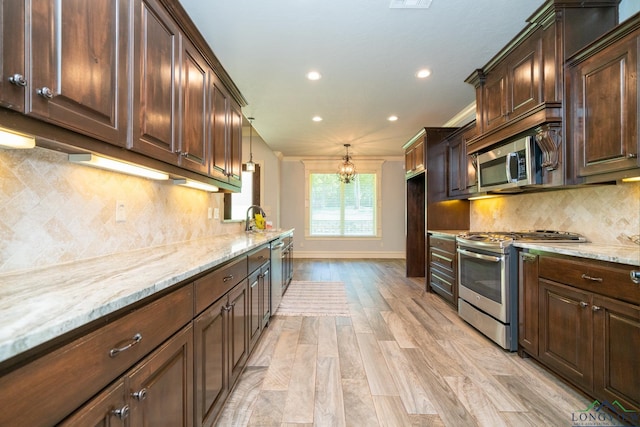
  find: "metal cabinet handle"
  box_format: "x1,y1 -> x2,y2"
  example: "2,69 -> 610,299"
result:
180,151 -> 189,157
631,271 -> 640,284
112,405 -> 129,420
592,305 -> 601,312
580,301 -> 589,308
627,153 -> 638,159
223,275 -> 234,282
37,86 -> 54,99
132,388 -> 147,401
8,73 -> 27,87
109,333 -> 142,357
581,273 -> 603,283
521,253 -> 537,263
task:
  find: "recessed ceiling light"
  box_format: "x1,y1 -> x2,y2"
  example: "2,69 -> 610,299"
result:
388,115 -> 398,122
312,116 -> 323,122
416,69 -> 431,79
306,71 -> 322,81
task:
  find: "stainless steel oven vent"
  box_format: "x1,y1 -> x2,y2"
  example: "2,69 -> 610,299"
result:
389,0 -> 432,9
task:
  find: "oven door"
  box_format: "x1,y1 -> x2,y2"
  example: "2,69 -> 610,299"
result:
457,246 -> 509,322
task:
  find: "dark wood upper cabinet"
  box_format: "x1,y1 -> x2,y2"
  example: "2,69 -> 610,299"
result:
567,17 -> 640,182
210,78 -> 230,181
404,138 -> 425,177
466,0 -> 619,155
228,104 -> 243,187
131,0 -> 180,163
179,37 -> 210,174
0,0 -> 27,112
5,0 -> 131,147
447,121 -> 477,199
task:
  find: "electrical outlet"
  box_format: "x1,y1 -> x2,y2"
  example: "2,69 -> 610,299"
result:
207,207 -> 213,220
213,208 -> 220,219
116,201 -> 126,222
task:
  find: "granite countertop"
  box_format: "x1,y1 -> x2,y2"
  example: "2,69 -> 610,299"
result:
0,229 -> 293,365
427,229 -> 639,266
514,242 -> 640,266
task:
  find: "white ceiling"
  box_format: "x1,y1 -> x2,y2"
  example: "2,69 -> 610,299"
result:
179,0 -> 542,157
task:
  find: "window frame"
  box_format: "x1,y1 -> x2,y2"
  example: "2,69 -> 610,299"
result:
302,159 -> 384,240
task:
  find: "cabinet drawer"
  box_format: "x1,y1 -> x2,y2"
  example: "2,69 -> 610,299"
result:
429,247 -> 455,273
0,283 -> 194,427
195,256 -> 248,314
248,245 -> 270,274
430,269 -> 455,295
429,235 -> 456,253
539,256 -> 639,305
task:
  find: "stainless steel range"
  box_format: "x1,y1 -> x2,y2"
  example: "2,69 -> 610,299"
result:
456,230 -> 587,351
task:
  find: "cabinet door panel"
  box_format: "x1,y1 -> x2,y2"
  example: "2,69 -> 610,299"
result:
179,37 -> 209,174
593,295 -> 640,412
518,252 -> 539,355
132,0 -> 179,163
30,0 -> 129,146
248,269 -> 261,350
210,79 -> 229,181
228,281 -> 248,386
59,380 -> 127,427
483,69 -> 507,131
0,0 -> 27,111
228,104 -> 243,186
194,298 -> 227,427
128,324 -> 193,427
538,279 -> 593,390
573,36 -> 639,177
510,53 -> 537,116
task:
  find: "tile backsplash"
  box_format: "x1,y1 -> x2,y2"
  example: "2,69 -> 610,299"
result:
0,147 -> 242,273
471,182 -> 640,246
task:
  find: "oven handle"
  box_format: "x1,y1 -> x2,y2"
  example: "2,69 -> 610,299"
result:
457,248 -> 503,263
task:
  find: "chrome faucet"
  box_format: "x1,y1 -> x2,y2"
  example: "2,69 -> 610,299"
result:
245,205 -> 266,231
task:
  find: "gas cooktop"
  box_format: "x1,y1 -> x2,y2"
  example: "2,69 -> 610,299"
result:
457,230 -> 588,251
460,230 -> 587,242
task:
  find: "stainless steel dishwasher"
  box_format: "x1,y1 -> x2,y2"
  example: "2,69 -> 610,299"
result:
270,237 -> 285,315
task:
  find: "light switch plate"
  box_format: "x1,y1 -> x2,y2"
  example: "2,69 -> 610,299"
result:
116,201 -> 126,222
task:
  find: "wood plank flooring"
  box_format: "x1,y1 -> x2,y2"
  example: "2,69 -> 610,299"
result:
216,259 -> 590,426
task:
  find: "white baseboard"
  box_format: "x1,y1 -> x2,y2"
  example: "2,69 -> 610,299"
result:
293,251 -> 405,259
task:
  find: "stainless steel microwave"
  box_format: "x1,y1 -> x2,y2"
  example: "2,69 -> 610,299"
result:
477,136 -> 542,193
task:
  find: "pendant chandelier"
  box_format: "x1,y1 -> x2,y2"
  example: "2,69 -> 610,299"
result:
337,143 -> 357,184
245,117 -> 256,173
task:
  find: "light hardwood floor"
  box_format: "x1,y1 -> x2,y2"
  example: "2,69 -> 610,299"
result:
216,259 -> 591,426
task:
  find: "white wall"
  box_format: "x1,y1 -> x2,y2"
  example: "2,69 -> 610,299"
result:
280,157 -> 406,258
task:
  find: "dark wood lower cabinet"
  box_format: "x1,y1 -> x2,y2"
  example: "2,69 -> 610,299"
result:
538,279 -> 593,391
194,298 -> 227,427
592,295 -> 640,412
61,324 -> 194,427
59,380 -> 128,426
0,247 -> 273,427
427,234 -> 457,307
519,251 -> 640,413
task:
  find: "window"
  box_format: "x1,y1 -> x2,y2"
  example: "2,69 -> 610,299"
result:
310,174 -> 376,236
303,159 -> 383,238
224,165 -> 260,221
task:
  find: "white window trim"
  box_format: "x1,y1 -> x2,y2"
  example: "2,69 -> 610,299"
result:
302,159 -> 384,240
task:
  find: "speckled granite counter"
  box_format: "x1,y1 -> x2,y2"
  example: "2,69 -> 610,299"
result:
0,230 -> 292,364
514,242 -> 640,266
